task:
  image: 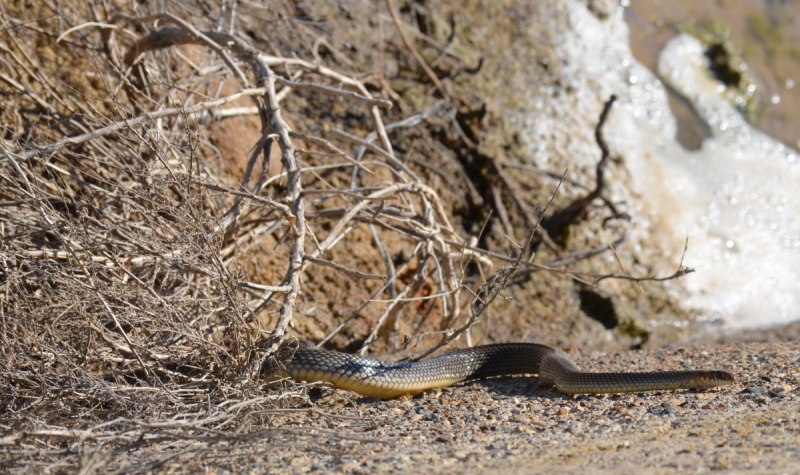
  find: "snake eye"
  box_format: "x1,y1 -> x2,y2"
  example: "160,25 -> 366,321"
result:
694,370 -> 736,389
715,370 -> 736,382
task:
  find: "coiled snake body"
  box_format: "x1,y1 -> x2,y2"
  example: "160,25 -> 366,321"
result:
275,343 -> 735,398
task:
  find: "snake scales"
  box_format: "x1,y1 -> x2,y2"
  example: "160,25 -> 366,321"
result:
272,343 -> 735,398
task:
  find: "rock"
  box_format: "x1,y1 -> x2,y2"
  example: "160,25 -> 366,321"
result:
373,462 -> 392,472
649,406 -> 665,415
662,398 -> 687,408
528,417 -> 546,427
742,386 -> 768,394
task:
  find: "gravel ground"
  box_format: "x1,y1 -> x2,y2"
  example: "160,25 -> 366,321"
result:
147,342 -> 800,474
693,322 -> 800,345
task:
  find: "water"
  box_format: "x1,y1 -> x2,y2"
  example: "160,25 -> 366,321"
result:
527,3 -> 800,329
624,0 -> 800,150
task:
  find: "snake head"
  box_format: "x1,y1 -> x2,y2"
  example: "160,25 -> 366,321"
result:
688,370 -> 736,389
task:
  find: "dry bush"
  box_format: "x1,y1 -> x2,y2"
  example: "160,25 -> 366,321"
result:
0,0 -> 496,469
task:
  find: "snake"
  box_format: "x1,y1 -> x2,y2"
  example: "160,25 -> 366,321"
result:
272,342 -> 736,398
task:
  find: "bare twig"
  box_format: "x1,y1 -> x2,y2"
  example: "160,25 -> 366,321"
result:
411,174 -> 565,361
543,95 -> 617,239
8,87 -> 270,160
276,77 -> 392,108
359,252 -> 430,355
304,255 -> 386,281
316,242 -> 424,348
385,0 -> 448,99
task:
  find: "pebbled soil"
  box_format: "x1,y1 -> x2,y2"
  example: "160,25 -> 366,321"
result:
150,341 -> 800,474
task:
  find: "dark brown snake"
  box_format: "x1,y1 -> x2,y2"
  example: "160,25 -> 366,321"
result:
273,343 -> 735,398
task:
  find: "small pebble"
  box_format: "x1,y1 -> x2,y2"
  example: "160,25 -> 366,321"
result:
662,398 -> 686,409
742,386 -> 768,394
649,406 -> 665,415
373,462 -> 392,472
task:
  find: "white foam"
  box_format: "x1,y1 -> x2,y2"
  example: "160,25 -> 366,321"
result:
524,3 -> 800,328
646,34 -> 800,327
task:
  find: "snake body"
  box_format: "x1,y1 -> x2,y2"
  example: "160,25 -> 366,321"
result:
277,343 -> 735,398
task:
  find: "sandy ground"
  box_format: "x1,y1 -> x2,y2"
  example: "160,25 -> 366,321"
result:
140,341 -> 800,474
